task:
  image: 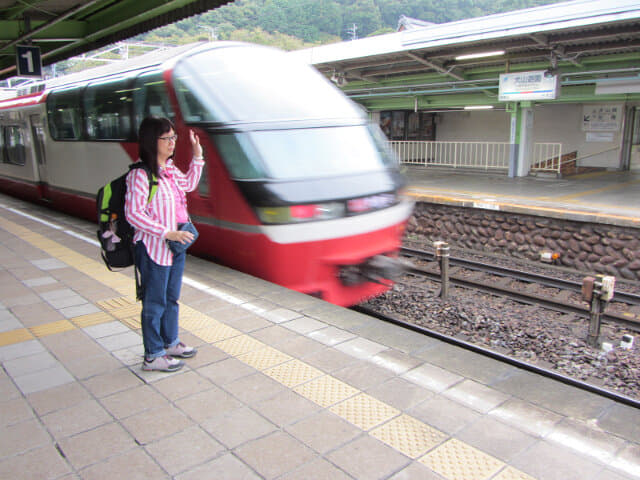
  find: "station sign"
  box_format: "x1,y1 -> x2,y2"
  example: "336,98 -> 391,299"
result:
16,45 -> 42,78
499,70 -> 559,101
582,104 -> 622,132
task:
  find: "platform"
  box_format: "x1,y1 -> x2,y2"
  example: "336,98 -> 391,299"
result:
0,192 -> 639,480
404,167 -> 640,228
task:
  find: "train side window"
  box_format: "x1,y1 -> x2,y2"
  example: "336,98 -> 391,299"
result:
0,127 -> 6,163
197,162 -> 209,197
172,70 -> 224,123
632,108 -> 640,145
213,133 -> 265,179
84,77 -> 134,141
47,88 -> 82,140
4,126 -> 26,166
133,72 -> 175,129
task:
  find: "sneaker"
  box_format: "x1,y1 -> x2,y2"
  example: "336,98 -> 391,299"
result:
142,355 -> 184,372
165,342 -> 197,358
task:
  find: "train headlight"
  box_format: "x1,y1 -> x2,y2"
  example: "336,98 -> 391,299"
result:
346,193 -> 396,213
257,202 -> 345,224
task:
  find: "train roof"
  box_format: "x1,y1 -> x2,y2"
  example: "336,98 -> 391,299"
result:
9,41 -> 267,96
43,42 -> 208,89
0,42 -> 233,107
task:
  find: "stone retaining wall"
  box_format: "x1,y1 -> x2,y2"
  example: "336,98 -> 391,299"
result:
406,202 -> 640,281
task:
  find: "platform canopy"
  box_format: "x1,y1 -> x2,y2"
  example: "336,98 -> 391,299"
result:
290,0 -> 640,108
0,0 -> 231,80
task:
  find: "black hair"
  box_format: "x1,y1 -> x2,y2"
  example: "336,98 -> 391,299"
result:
138,116 -> 175,176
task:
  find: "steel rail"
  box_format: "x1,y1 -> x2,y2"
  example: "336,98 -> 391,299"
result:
352,305 -> 640,410
402,250 -> 640,332
402,246 -> 640,307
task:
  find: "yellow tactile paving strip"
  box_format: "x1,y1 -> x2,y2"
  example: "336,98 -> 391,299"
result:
371,414 -> 448,459
29,319 -> 76,337
263,359 -> 324,388
215,334 -> 265,356
237,346 -> 293,371
0,213 -> 537,480
192,322 -> 242,343
71,312 -> 115,328
293,376 -> 360,408
494,467 -> 537,480
97,297 -> 141,320
421,439 -> 505,480
330,392 -> 400,431
0,328 -> 34,346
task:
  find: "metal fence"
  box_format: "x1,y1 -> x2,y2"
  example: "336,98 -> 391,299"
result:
531,142 -> 563,174
390,140 -> 563,174
390,141 -> 510,170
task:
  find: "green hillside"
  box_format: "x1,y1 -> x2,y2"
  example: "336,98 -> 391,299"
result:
140,0 -> 570,49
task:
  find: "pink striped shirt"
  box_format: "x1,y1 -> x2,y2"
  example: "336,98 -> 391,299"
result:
124,158 -> 205,266
163,167 -> 189,224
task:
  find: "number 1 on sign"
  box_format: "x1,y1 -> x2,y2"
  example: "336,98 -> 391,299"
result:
21,50 -> 34,72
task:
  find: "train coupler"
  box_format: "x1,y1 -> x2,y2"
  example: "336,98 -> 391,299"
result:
338,255 -> 412,287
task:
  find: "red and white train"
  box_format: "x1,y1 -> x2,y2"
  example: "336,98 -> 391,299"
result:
0,42 -> 413,306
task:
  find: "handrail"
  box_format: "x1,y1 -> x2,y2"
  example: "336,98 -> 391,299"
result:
565,146 -> 620,165
390,140 -> 510,171
391,140 -> 566,175
531,142 -> 562,173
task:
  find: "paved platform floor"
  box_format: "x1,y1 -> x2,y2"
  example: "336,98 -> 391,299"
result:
1,192 -> 639,480
404,167 -> 640,228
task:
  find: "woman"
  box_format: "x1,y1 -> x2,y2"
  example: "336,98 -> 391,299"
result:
125,116 -> 204,372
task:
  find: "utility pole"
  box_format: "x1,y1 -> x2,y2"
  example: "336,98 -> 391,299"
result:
347,23 -> 358,40
200,25 -> 218,42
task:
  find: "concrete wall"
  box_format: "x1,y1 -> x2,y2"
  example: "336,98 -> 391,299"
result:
433,103 -> 625,169
435,110 -> 510,142
408,202 -> 640,281
534,103 -> 622,169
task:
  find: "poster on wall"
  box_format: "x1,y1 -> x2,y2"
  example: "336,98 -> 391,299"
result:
586,132 -> 614,142
582,104 -> 622,131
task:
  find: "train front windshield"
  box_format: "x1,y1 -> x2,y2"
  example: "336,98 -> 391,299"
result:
174,44 -> 397,180
214,125 -> 396,180
174,44 -> 364,123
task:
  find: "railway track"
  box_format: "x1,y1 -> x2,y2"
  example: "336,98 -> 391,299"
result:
401,246 -> 640,332
353,304 -> 640,410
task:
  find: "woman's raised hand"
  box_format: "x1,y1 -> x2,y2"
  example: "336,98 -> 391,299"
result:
189,129 -> 203,158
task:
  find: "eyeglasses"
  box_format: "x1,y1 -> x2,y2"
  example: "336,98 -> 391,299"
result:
159,135 -> 178,142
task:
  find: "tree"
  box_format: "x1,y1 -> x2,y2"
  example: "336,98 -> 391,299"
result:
342,0 -> 383,39
258,0 -> 342,43
130,0 -> 568,47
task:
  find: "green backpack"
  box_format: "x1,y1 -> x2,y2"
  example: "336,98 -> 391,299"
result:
96,163 -> 158,270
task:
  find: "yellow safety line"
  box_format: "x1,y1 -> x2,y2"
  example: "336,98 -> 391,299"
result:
407,191 -> 640,224
552,179 -> 640,201
0,212 -> 539,480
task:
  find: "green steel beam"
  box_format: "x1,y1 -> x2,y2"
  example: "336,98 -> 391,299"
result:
87,0 -> 200,39
354,82 -> 640,111
4,1 -> 48,21
0,20 -> 87,43
39,0 -> 218,62
342,48 -> 640,112
0,0 -> 231,79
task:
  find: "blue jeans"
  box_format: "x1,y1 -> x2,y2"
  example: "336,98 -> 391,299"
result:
135,242 -> 185,359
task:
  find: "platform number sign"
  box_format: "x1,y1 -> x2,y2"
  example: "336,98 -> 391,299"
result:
16,45 -> 42,77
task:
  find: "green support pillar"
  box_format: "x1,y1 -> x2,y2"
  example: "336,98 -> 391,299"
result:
508,101 -> 534,177
517,101 -> 534,177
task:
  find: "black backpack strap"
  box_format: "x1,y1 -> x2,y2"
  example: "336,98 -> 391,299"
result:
128,164 -> 153,302
134,262 -> 143,301
129,162 -> 158,204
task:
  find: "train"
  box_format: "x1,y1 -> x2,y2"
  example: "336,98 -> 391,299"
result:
0,41 -> 413,306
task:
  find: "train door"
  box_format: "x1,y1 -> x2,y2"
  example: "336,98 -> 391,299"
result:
29,114 -> 49,197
